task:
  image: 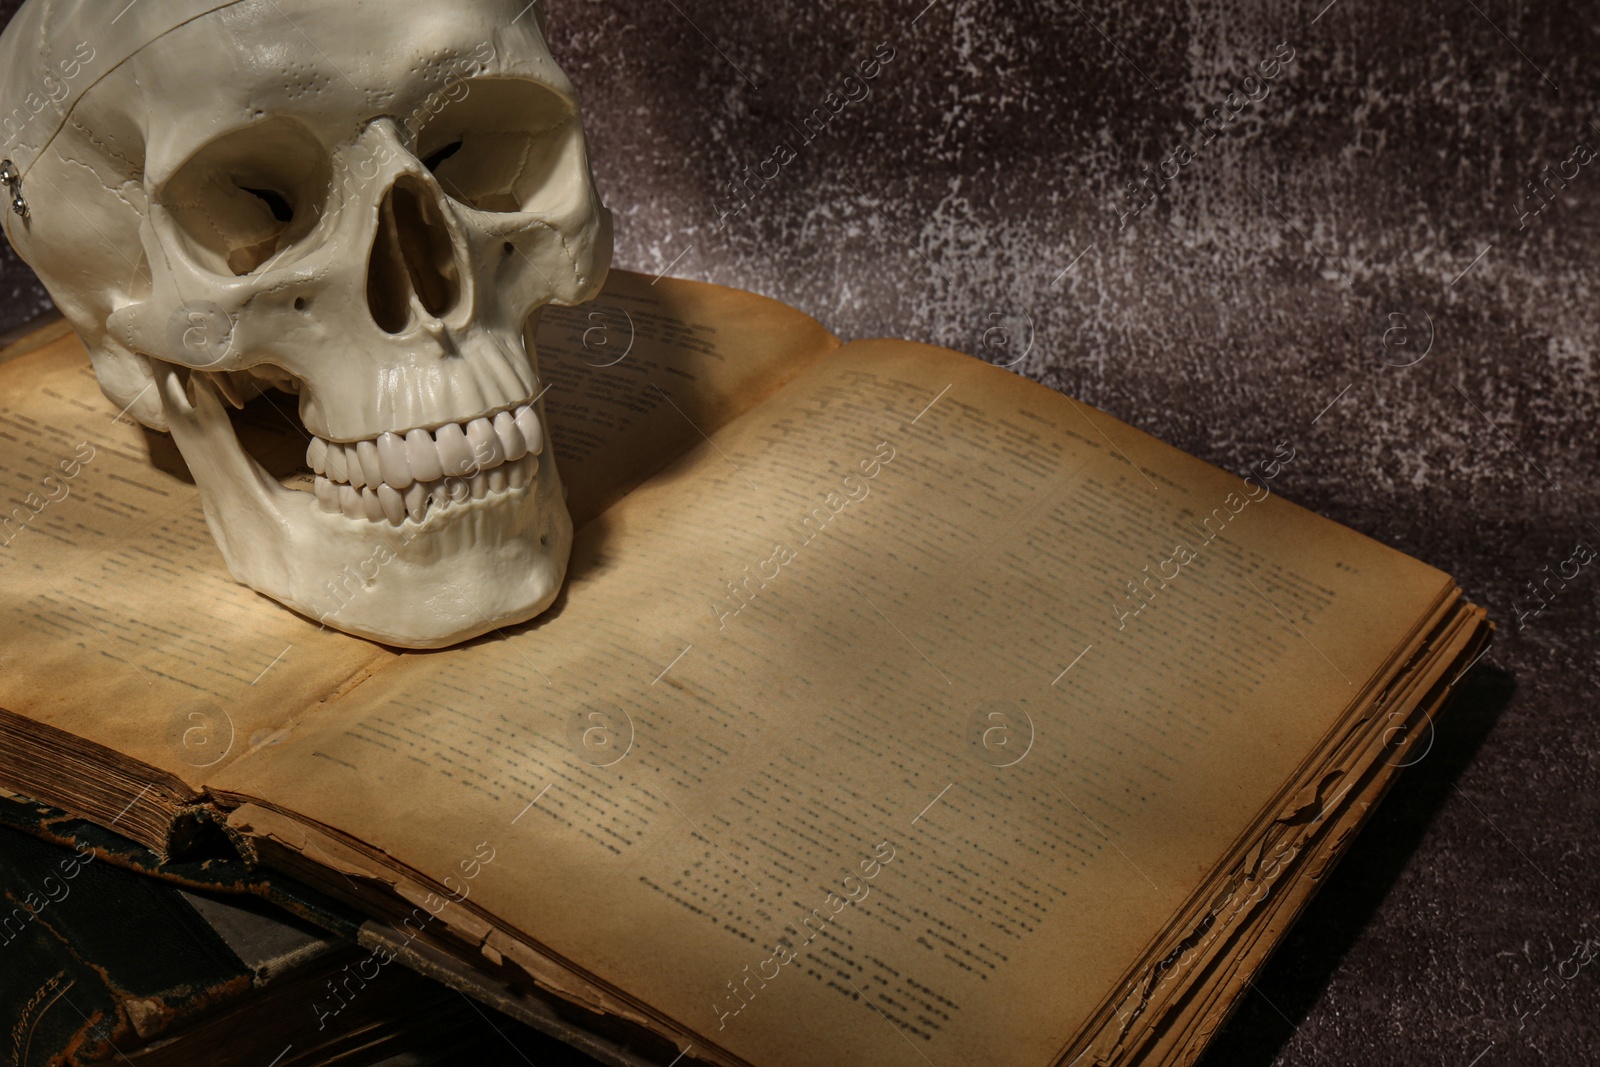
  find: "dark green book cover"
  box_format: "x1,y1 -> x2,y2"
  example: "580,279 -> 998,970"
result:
0,796 -> 591,1067
1,824 -> 255,1065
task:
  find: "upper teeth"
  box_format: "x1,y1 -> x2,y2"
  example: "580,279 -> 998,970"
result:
306,402 -> 544,525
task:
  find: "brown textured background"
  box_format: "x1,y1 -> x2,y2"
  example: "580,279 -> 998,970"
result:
1,2 -> 1596,1065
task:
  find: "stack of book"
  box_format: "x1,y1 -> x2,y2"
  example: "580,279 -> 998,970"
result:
0,792 -> 614,1065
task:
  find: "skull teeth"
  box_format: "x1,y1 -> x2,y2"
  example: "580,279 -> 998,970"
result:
315,453 -> 539,525
377,483 -> 406,525
405,428 -> 443,482
307,402 -> 544,493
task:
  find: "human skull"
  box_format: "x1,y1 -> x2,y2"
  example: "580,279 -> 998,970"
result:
0,0 -> 611,648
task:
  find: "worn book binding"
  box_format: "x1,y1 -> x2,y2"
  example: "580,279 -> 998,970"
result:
0,270 -> 1489,1066
0,792 -> 637,1066
0,812 -> 487,1067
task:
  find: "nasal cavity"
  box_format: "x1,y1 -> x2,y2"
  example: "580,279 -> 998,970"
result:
367,174 -> 461,334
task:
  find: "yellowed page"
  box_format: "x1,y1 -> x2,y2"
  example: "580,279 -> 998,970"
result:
540,270 -> 839,526
0,345 -> 383,812
211,339 -> 1456,1067
0,270 -> 836,828
1094,604 -> 1485,1066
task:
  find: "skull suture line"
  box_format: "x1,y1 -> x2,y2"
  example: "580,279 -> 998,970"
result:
0,0 -> 612,648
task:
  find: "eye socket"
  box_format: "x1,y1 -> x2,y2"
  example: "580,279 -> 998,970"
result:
242,186 -> 294,224
422,140 -> 463,172
161,118 -> 330,276
415,78 -> 585,214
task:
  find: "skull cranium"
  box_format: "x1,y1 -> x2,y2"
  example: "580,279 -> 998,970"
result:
0,0 -> 612,647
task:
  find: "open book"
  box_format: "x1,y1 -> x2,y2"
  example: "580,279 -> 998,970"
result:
0,270 -> 1488,1067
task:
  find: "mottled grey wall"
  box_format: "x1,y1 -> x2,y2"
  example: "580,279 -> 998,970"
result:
1,2 -> 1595,1066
